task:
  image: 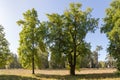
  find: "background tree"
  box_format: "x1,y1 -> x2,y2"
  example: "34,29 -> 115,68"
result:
101,0 -> 120,71
0,25 -> 13,68
105,54 -> 116,68
17,8 -> 46,74
79,51 -> 92,68
9,53 -> 22,69
36,49 -> 48,69
45,3 -> 98,75
45,14 -> 67,69
49,51 -> 66,69
4,52 -> 14,69
93,45 -> 103,68
98,61 -> 106,68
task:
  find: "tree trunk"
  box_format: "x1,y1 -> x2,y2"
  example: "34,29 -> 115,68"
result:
70,65 -> 75,75
69,52 -> 76,75
32,29 -> 35,74
32,53 -> 35,74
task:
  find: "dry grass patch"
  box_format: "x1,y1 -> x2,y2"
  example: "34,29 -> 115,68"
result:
0,68 -> 120,80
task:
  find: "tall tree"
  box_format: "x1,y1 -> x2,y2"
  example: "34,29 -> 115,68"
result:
44,14 -> 67,69
9,53 -> 21,68
96,45 -> 103,52
105,54 -> 116,68
79,51 -> 92,68
17,8 -> 45,74
101,0 -> 120,71
45,3 -> 98,75
94,45 -> 103,68
0,25 -> 12,68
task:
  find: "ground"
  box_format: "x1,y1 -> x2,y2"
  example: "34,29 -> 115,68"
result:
0,68 -> 120,80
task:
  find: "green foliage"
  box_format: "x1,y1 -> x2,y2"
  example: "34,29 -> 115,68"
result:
44,3 -> 98,75
17,8 -> 46,73
105,54 -> 116,68
0,25 -> 12,68
98,61 -> 106,68
9,54 -> 21,68
50,52 -> 66,69
101,0 -> 120,71
93,45 -> 103,68
79,53 -> 92,68
35,49 -> 48,69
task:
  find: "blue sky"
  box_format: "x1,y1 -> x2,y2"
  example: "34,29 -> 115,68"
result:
0,0 -> 112,61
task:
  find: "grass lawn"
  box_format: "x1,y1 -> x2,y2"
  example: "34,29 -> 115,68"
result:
0,68 -> 120,80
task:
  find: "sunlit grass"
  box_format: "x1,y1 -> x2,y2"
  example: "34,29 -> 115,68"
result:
0,68 -> 120,80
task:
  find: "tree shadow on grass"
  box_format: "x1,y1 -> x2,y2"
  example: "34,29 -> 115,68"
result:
35,73 -> 120,80
0,75 -> 37,80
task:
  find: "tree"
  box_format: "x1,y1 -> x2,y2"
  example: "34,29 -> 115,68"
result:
79,51 -> 92,68
101,0 -> 120,71
98,61 -> 105,68
105,54 -> 116,68
9,53 -> 22,69
93,45 -> 103,68
5,52 -> 14,69
17,8 -> 46,74
36,49 -> 48,69
49,51 -> 66,69
96,45 -> 103,52
45,3 -> 98,75
0,25 -> 12,68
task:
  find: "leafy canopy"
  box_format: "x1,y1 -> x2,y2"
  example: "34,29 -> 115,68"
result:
101,0 -> 120,70
44,3 -> 98,75
0,25 -> 12,67
17,8 -> 46,69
